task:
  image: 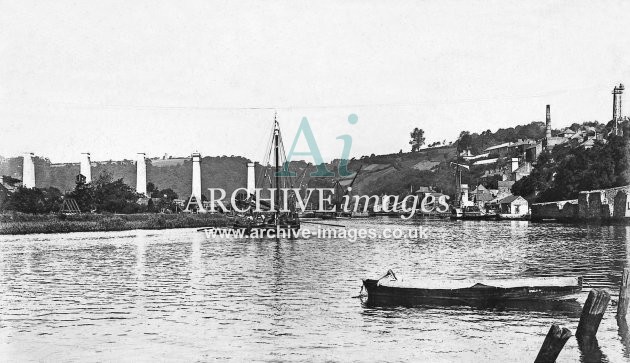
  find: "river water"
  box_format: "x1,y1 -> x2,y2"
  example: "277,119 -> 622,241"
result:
1,219 -> 630,362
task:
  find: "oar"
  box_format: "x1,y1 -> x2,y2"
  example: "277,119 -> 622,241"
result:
300,221 -> 346,228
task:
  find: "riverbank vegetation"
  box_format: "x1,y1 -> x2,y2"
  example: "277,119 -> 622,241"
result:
1,171 -> 182,215
0,212 -> 229,235
0,171 -> 230,234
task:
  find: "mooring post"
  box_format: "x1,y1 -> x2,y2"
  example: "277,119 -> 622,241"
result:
576,289 -> 611,340
534,324 -> 572,363
617,268 -> 630,322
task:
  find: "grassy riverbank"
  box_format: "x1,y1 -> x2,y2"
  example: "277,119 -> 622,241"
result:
0,212 -> 231,235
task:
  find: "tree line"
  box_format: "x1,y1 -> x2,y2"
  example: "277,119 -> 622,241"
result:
1,171 -> 180,214
512,122 -> 630,202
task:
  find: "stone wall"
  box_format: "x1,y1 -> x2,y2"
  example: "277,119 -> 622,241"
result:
531,199 -> 578,221
532,185 -> 630,221
578,186 -> 630,220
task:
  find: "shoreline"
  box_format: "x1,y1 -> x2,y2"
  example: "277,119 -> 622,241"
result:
0,212 -> 231,235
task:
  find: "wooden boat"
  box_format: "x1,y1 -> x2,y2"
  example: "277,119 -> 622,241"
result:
412,212 -> 450,220
450,206 -> 496,220
232,213 -> 300,235
350,211 -> 370,218
369,211 -> 399,217
230,114 -> 300,235
362,270 -> 582,305
362,293 -> 583,313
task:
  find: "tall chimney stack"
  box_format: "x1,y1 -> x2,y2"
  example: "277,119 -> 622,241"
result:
22,152 -> 35,188
185,152 -> 206,212
545,105 -> 551,140
136,153 -> 147,196
80,153 -> 92,183
613,83 -> 624,135
247,162 -> 255,196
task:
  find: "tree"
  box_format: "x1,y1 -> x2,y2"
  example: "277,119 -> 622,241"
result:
511,176 -> 538,199
147,182 -> 158,196
66,172 -> 96,212
154,187 -> 179,213
147,198 -> 156,213
409,128 -> 425,152
65,171 -> 142,213
159,188 -> 178,201
71,183 -> 95,212
515,133 -> 630,203
93,178 -> 140,213
4,186 -> 62,213
457,131 -> 472,153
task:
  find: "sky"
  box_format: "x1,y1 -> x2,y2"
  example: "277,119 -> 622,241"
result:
1,0 -> 630,163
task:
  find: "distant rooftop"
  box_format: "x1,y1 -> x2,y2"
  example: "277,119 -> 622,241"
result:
484,139 -> 535,152
472,158 -> 498,165
498,195 -> 523,204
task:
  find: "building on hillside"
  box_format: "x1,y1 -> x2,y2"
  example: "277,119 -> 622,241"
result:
497,180 -> 515,195
474,191 -> 494,209
415,186 -> 436,195
511,162 -> 532,181
580,138 -> 596,149
472,158 -> 500,167
462,153 -> 490,162
497,195 -> 529,215
416,187 -> 446,210
525,143 -> 543,163
471,184 -> 487,194
483,139 -> 536,158
483,142 -> 510,156
559,128 -> 576,138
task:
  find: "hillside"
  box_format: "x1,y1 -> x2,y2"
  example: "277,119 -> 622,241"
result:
0,147 -> 457,199
0,156 -> 249,199
1,119 -> 609,200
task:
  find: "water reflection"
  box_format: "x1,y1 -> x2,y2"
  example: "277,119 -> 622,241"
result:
362,295 -> 583,317
189,235 -> 202,302
134,231 -> 146,321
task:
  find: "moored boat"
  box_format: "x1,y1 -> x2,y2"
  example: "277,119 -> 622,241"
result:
362,270 -> 582,305
230,114 -> 300,236
350,211 -> 370,218
450,206 -> 496,220
497,213 -> 530,220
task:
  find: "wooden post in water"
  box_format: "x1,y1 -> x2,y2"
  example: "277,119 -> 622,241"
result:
617,268 -> 630,322
576,289 -> 610,340
534,324 -> 572,363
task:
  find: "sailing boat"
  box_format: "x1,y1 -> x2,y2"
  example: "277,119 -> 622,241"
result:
232,114 -> 301,235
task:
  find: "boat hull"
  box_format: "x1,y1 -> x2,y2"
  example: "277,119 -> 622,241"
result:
450,214 -> 496,220
369,212 -> 400,217
362,278 -> 582,305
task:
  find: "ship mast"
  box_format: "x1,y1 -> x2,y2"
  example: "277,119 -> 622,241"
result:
274,113 -> 280,225
455,138 -> 460,206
